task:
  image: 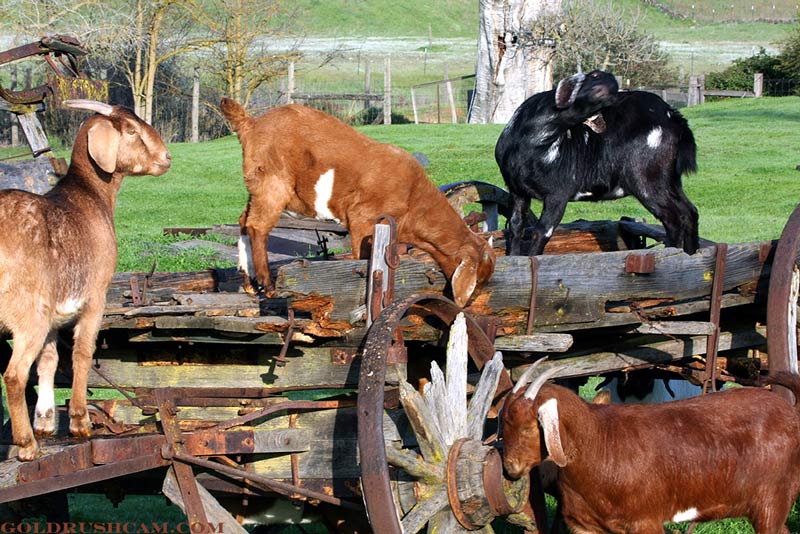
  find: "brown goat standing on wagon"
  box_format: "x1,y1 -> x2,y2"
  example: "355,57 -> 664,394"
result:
0,100 -> 171,461
502,361 -> 800,534
220,99 -> 496,307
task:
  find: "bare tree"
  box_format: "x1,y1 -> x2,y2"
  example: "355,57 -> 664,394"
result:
470,0 -> 563,124
180,0 -> 302,109
538,1 -> 675,87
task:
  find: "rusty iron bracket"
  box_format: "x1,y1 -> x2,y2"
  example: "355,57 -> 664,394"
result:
92,362 -> 157,415
0,35 -> 87,105
703,243 -> 728,394
155,390 -> 210,527
128,259 -> 157,307
275,308 -> 295,367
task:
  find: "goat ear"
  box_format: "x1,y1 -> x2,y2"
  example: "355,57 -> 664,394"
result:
538,398 -> 568,467
451,257 -> 478,308
87,120 -> 120,174
555,73 -> 585,109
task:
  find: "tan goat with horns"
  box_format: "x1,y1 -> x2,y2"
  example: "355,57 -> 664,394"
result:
502,359 -> 800,534
0,100 -> 170,460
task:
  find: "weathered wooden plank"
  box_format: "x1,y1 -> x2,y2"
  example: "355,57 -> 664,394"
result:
494,333 -> 574,352
510,326 -> 767,380
86,345 -> 359,389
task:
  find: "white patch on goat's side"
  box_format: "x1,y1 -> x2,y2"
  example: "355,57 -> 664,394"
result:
672,508 -> 699,523
313,169 -> 340,222
545,227 -> 554,238
55,297 -> 83,319
647,126 -> 663,149
583,131 -> 590,144
542,137 -> 561,165
238,235 -> 255,278
573,191 -> 593,200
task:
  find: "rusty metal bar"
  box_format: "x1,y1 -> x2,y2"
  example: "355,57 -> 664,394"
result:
0,451 -> 168,503
703,243 -> 728,394
768,203 -> 800,403
215,399 -> 349,431
172,452 -> 362,510
156,391 -> 209,527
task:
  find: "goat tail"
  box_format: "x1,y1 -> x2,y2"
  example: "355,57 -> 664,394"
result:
673,110 -> 698,176
765,371 -> 800,408
220,97 -> 250,133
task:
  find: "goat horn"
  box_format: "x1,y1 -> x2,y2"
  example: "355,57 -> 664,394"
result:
63,100 -> 114,116
524,365 -> 563,400
511,356 -> 549,394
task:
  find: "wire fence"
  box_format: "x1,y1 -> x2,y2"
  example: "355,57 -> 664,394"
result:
642,1 -> 799,22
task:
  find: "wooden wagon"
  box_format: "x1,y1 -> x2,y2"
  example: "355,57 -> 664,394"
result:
2,35 -> 800,534
0,177 -> 796,534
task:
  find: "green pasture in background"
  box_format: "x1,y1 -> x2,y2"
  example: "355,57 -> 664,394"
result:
106,95 -> 800,273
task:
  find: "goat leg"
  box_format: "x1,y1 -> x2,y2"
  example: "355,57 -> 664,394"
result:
68,306 -> 104,439
4,326 -> 49,460
33,334 -> 59,437
508,195 -> 532,256
528,196 -> 568,257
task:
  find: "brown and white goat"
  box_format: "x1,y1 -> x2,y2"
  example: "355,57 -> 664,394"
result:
501,362 -> 800,534
0,100 -> 170,461
220,99 -> 495,307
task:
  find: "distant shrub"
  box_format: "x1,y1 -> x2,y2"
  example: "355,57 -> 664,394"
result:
706,48 -> 788,93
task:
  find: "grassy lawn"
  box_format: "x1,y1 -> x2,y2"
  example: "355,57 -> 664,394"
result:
105,95 -> 800,273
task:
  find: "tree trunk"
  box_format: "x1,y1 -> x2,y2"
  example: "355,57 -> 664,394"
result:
470,0 -> 562,124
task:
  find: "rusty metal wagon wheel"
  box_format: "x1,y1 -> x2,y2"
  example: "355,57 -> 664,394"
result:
767,202 -> 800,396
357,294 -> 535,534
440,180 -> 535,232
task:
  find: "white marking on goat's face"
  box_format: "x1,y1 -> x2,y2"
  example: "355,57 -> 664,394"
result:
542,137 -> 561,164
612,186 -> 626,198
573,191 -> 593,200
238,235 -> 255,279
647,126 -> 663,149
314,169 -> 340,222
672,508 -> 699,523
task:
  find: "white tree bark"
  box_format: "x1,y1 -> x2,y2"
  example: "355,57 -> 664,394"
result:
470,0 -> 563,124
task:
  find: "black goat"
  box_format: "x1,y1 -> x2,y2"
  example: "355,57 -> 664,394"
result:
495,70 -> 699,256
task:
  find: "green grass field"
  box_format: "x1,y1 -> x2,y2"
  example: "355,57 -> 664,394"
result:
107,95 -> 800,273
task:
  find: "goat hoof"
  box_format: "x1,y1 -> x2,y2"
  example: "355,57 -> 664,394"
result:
33,410 -> 56,437
69,411 -> 92,438
14,439 -> 40,462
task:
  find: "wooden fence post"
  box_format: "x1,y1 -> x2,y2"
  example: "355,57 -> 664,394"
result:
688,75 -> 701,106
287,62 -> 295,104
191,68 -> 199,143
383,57 -> 392,125
364,61 -> 371,114
10,64 -> 18,146
445,64 -> 458,124
754,72 -> 764,97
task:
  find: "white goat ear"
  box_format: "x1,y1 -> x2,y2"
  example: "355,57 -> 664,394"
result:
451,257 -> 477,307
87,120 -> 120,174
555,72 -> 585,109
538,398 -> 568,467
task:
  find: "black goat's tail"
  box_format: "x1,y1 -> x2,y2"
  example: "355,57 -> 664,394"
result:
673,110 -> 698,176
765,371 -> 800,409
